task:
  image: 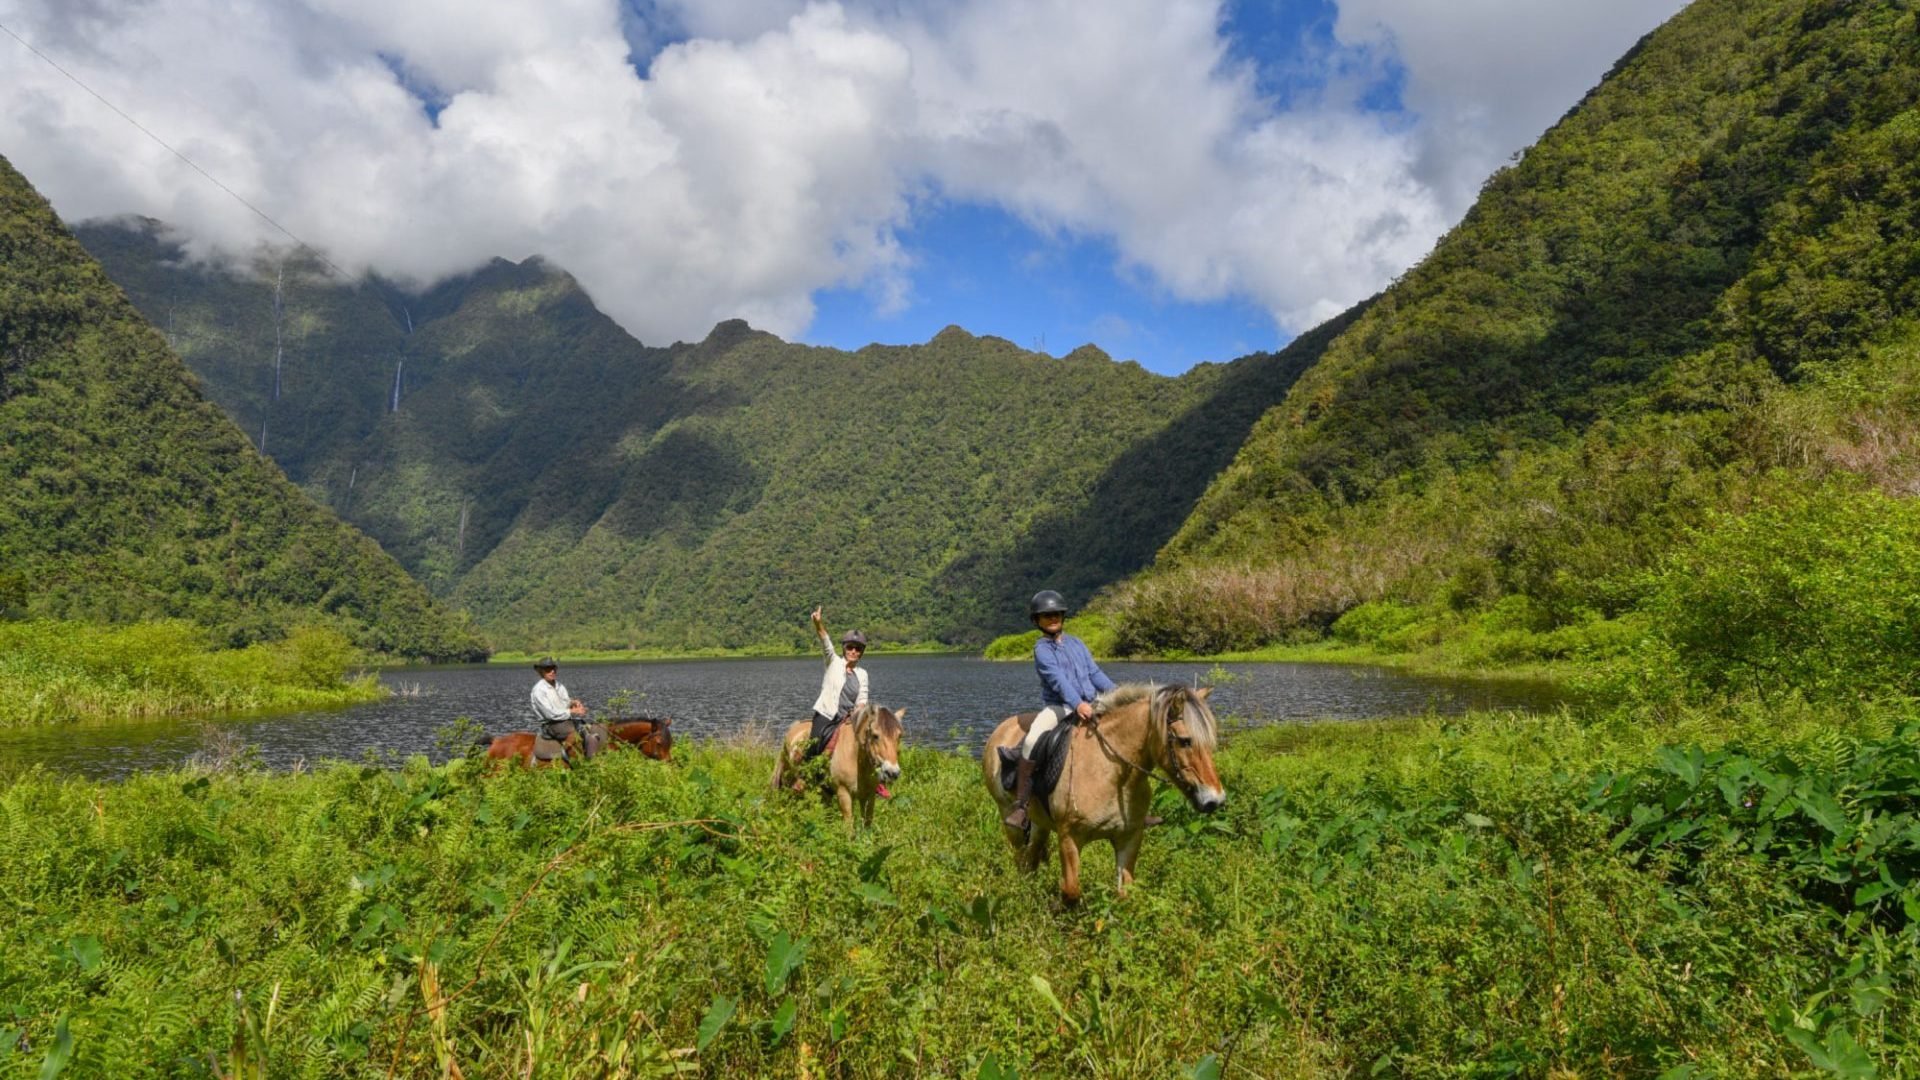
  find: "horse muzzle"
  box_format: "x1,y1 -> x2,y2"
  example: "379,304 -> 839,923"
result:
878,761 -> 901,783
1191,786 -> 1225,814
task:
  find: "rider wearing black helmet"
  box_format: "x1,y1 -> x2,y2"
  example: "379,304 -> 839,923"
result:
1003,590 -> 1116,829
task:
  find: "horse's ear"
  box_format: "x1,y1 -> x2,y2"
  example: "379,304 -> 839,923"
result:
893,708 -> 906,723
1194,686 -> 1214,701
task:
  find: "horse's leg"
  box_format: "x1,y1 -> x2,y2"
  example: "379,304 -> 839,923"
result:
1057,832 -> 1083,906
1019,824 -> 1050,874
860,791 -> 875,830
771,751 -> 787,791
836,785 -> 855,833
1115,830 -> 1144,896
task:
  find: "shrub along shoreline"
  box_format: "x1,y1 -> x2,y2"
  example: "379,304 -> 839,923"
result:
2,693 -> 1915,1076
0,620 -> 385,727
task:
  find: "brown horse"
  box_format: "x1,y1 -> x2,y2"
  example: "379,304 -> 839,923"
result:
482,717 -> 674,768
981,684 -> 1223,904
771,705 -> 905,834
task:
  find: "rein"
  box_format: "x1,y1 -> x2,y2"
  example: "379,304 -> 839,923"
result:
1086,692 -> 1190,791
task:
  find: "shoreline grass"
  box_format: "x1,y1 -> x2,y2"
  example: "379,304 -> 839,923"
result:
484,641 -> 970,666
984,625 -> 1583,689
0,620 -> 387,728
3,696 -> 1914,1076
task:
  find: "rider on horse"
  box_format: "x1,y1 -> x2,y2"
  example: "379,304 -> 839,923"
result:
1003,590 -> 1116,830
530,656 -> 594,763
801,607 -> 884,790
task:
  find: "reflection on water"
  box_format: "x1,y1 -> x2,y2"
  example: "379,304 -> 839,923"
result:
2,655 -> 1565,779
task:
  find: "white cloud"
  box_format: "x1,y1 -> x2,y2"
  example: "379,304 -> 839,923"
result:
1332,0 -> 1688,211
0,0 -> 1686,346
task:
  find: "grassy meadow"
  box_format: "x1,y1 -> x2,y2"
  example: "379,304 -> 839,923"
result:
0,621 -> 384,728
3,690 -> 1917,1078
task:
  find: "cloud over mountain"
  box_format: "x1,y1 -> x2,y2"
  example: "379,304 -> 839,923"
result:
0,0 -> 1684,345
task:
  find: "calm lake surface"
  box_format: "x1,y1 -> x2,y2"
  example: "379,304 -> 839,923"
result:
6,655 -> 1565,779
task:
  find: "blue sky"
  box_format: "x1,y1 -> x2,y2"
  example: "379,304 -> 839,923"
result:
807,0 -> 1399,374
807,203 -> 1288,372
595,0 -> 1388,372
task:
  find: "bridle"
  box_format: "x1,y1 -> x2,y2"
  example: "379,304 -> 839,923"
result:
1087,688 -> 1198,795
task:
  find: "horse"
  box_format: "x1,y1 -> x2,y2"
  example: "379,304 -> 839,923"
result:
771,704 -> 905,834
481,716 -> 674,768
981,684 -> 1223,905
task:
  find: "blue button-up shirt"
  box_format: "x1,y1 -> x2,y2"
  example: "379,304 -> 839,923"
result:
1034,633 -> 1116,710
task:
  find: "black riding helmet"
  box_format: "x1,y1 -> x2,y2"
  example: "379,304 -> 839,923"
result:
1029,590 -> 1069,621
841,629 -> 868,651
533,656 -> 558,672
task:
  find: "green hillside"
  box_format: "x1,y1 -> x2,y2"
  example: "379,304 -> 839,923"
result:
81,229 -> 1341,650
0,157 -> 484,661
1109,0 -> 1920,668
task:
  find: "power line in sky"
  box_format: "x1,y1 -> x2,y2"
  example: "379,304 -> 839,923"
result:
0,17 -> 349,279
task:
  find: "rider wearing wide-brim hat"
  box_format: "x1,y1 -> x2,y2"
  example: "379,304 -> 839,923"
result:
529,656 -> 593,761
1003,589 -> 1116,830
801,607 -> 870,764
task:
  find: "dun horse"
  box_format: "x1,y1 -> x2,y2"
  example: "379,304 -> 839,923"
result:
981,684 -> 1223,904
483,717 -> 674,768
772,705 -> 905,834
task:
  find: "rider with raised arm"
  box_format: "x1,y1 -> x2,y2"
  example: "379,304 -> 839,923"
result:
1003,589 -> 1115,830
530,656 -> 593,762
801,606 -> 872,769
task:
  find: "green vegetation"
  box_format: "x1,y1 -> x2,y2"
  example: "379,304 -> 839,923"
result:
981,614 -> 1119,661
0,620 -> 382,726
0,158 -> 484,662
83,229 -> 1357,653
3,692 -> 1916,1076
1109,0 -> 1920,669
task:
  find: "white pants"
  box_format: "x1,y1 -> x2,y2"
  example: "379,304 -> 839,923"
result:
1020,706 -> 1067,757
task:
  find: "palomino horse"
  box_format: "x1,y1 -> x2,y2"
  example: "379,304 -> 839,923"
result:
981,684 -> 1223,904
483,717 -> 674,768
772,705 -> 905,834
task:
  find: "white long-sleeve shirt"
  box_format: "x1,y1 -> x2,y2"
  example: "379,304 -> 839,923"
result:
530,679 -> 572,726
808,631 -> 868,719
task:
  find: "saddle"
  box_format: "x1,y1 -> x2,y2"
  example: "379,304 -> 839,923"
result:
802,715 -> 846,762
532,723 -> 608,763
997,713 -> 1074,805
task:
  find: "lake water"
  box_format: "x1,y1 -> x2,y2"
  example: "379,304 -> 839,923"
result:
3,655 -> 1565,779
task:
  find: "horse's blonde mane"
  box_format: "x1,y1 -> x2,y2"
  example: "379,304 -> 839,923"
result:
1095,683 -> 1156,711
855,703 -> 902,737
1095,683 -> 1218,750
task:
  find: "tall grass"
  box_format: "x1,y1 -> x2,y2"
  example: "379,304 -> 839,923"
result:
2,698 -> 1914,1076
0,620 -> 382,727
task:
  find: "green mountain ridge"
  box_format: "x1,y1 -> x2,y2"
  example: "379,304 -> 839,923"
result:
1109,0 -> 1920,657
80,225 -> 1337,649
0,158 -> 485,661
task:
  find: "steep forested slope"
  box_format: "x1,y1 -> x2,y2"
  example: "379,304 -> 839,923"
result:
1111,0 -> 1920,655
82,228 -> 1338,648
0,157 -> 484,660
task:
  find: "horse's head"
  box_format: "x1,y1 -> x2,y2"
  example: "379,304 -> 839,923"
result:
611,717 -> 674,761
1152,686 -> 1224,813
857,705 -> 904,783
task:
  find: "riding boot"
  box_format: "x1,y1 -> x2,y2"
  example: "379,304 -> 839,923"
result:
1003,758 -> 1037,829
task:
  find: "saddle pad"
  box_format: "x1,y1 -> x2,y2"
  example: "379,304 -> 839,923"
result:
532,735 -> 569,761
997,722 -> 1072,804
